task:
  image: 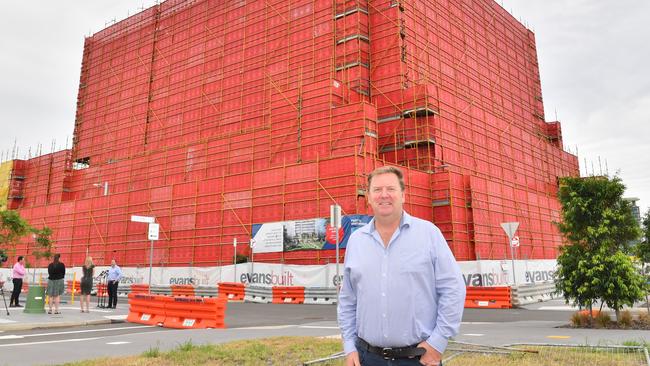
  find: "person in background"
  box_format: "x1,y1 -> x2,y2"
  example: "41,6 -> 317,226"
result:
107,259 -> 122,309
47,253 -> 66,314
338,166 -> 466,366
80,256 -> 95,313
10,256 -> 26,307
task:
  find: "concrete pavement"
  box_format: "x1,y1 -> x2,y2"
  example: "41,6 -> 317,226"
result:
0,295 -> 128,331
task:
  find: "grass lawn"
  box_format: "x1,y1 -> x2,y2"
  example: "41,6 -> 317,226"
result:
60,337 -> 649,366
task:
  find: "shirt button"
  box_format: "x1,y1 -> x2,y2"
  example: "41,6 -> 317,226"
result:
381,293 -> 385,297
382,314 -> 386,317
382,273 -> 386,277
384,334 -> 388,338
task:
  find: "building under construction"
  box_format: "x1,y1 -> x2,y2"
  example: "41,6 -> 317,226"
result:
1,0 -> 578,267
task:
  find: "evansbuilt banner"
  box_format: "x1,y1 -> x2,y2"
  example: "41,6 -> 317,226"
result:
251,214 -> 372,253
0,259 -> 557,290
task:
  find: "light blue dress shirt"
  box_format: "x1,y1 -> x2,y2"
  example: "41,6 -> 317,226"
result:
338,211 -> 466,355
107,265 -> 122,282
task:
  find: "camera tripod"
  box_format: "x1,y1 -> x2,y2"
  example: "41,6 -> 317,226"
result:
0,282 -> 9,316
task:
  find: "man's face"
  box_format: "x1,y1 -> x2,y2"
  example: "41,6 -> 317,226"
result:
111,260 -> 116,267
368,173 -> 405,220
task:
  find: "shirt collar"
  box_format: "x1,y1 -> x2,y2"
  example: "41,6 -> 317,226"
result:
362,211 -> 412,234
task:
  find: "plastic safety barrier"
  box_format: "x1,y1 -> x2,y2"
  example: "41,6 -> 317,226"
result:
171,284 -> 195,296
162,296 -> 227,329
126,293 -> 167,326
244,286 -> 273,304
66,280 -> 80,295
304,287 -> 338,305
464,286 -> 512,309
195,285 -> 219,298
511,283 -> 559,307
149,284 -> 171,295
218,282 -> 245,301
96,283 -> 108,298
272,286 -> 305,304
130,284 -> 150,294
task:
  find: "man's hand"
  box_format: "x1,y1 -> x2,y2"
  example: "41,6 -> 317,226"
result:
417,341 -> 442,366
345,351 -> 361,366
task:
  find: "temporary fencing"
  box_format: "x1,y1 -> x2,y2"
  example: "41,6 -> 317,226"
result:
465,286 -> 512,309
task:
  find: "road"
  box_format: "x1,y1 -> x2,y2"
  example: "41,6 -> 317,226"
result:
0,301 -> 647,366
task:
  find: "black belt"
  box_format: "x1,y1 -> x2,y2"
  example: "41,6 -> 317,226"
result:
356,337 -> 425,360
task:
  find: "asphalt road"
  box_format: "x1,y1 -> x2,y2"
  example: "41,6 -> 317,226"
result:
0,301 -> 647,366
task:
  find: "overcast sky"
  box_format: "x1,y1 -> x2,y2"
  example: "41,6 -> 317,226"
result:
0,1 -> 648,214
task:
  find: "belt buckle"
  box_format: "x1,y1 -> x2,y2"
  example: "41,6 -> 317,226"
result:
381,347 -> 393,360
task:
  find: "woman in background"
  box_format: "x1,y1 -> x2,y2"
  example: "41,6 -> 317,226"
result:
80,256 -> 94,313
47,253 -> 65,314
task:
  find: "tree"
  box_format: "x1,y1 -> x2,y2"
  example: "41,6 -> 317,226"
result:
557,176 -> 640,254
635,210 -> 650,313
0,210 -> 53,266
635,210 -> 650,263
0,210 -> 31,260
555,176 -> 644,323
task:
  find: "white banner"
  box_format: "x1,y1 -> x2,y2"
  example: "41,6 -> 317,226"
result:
0,259 -> 557,291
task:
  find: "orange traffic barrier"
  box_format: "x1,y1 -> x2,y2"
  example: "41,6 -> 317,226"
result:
171,285 -> 195,297
96,283 -> 108,298
66,280 -> 81,295
126,293 -> 166,326
218,282 -> 245,301
464,286 -> 512,309
130,284 -> 150,294
272,286 -> 305,304
22,281 -> 29,292
163,296 -> 227,329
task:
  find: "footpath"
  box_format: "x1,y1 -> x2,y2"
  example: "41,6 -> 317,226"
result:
0,294 -> 129,331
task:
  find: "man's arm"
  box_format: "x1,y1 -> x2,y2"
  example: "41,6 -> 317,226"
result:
426,228 -> 466,354
337,263 -> 358,355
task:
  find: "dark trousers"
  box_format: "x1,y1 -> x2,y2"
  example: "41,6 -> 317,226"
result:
358,347 -> 436,366
107,280 -> 119,308
10,278 -> 22,306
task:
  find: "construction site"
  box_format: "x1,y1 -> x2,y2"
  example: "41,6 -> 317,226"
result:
0,0 -> 578,269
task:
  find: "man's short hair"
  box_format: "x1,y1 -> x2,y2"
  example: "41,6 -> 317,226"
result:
367,166 -> 405,191
17,256 -> 24,262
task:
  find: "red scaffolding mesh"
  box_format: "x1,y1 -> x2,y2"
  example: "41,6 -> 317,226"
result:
8,0 -> 578,267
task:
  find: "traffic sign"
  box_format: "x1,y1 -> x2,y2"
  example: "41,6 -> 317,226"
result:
132,215 -> 155,223
148,223 -> 159,240
500,222 -> 519,240
510,236 -> 520,247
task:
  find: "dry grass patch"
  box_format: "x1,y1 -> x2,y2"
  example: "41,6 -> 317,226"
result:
61,337 -> 344,366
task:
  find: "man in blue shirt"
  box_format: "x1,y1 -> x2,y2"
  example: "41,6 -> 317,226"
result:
338,166 -> 466,366
107,259 -> 122,309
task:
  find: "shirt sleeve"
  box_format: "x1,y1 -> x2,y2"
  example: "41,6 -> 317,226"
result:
426,228 -> 466,354
337,249 -> 358,354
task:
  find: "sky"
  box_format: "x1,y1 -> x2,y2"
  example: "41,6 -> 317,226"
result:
0,1 -> 648,215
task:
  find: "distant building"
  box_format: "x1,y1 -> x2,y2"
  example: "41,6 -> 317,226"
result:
624,197 -> 642,226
